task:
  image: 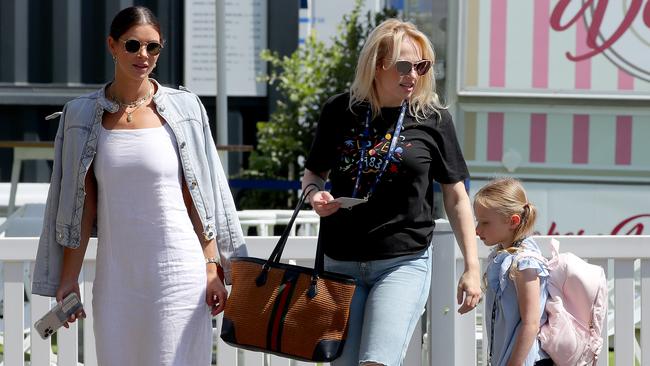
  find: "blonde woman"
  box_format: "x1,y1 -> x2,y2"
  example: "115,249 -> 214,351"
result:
301,19 -> 481,365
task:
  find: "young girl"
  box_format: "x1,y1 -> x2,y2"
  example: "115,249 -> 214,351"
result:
474,178 -> 553,366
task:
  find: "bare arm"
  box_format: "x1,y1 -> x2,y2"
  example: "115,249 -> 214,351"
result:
441,181 -> 481,314
507,268 -> 542,366
58,166 -> 97,324
301,168 -> 340,216
183,182 -> 227,315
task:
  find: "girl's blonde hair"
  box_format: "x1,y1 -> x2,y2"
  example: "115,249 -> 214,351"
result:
349,18 -> 444,121
474,177 -> 537,244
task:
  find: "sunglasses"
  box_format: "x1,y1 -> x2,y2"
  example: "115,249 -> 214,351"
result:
394,60 -> 432,76
121,39 -> 163,56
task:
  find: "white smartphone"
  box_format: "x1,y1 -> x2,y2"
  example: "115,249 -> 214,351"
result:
34,292 -> 83,339
328,196 -> 368,209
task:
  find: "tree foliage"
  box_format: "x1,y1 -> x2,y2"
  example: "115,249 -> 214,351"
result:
238,1 -> 397,209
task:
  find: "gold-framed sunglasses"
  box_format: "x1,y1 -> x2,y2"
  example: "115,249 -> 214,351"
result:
395,59 -> 432,76
120,38 -> 163,56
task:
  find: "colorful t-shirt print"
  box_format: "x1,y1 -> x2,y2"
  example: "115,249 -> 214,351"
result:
338,124 -> 412,197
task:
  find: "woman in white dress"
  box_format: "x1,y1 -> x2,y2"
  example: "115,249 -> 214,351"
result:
49,6 -> 233,365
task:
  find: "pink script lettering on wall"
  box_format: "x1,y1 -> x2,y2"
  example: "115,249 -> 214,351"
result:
539,213 -> 650,235
550,0 -> 650,61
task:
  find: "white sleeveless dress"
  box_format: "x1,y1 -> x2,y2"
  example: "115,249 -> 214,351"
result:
92,124 -> 212,365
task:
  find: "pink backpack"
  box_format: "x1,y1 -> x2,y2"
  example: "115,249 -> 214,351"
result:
518,239 -> 608,366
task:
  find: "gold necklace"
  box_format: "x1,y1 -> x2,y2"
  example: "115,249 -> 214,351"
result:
110,81 -> 154,122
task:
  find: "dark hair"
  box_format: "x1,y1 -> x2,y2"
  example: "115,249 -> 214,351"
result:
109,6 -> 162,41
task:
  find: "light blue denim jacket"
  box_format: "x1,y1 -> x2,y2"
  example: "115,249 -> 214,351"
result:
32,80 -> 247,297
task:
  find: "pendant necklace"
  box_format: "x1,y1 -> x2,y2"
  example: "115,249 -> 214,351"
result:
110,81 -> 154,122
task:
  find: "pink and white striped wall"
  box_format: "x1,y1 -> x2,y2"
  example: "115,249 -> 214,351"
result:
460,0 -> 650,94
461,109 -> 650,171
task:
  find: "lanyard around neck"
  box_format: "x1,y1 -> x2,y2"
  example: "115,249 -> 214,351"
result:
351,101 -> 408,199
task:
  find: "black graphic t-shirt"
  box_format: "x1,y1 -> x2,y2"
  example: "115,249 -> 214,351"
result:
305,93 -> 469,261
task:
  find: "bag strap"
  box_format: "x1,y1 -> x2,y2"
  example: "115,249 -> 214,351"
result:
514,238 -> 560,266
549,238 -> 560,258
514,250 -> 547,265
488,294 -> 497,366
266,185 -> 317,264
512,238 -> 560,266
256,185 -> 324,297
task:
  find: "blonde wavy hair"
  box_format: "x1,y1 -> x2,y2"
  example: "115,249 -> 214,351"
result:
349,18 -> 444,121
474,177 -> 538,245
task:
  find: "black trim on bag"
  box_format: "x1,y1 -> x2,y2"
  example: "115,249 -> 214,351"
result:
220,317 -> 237,344
232,257 -> 356,285
219,340 -> 342,363
312,339 -> 345,361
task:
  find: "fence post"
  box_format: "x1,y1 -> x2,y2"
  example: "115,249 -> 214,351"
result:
30,262 -> 53,366
615,259 -> 635,366
428,221 -> 459,365
4,262 -> 25,366
83,262 -> 98,366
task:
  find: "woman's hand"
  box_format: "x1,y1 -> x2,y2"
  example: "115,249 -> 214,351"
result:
309,190 -> 341,217
55,281 -> 86,328
441,181 -> 483,314
456,269 -> 482,314
206,265 -> 228,316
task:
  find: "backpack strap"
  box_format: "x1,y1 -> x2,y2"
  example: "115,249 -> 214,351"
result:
514,251 -> 546,264
513,238 -> 560,266
489,294 -> 497,366
513,249 -> 548,270
549,238 -> 560,258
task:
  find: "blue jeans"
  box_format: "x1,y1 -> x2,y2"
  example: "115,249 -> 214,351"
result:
324,246 -> 433,366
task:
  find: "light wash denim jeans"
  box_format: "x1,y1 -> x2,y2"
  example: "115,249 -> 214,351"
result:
324,245 -> 433,366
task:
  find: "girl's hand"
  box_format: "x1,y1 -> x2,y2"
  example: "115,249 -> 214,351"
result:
309,190 -> 341,217
206,265 -> 228,316
55,281 -> 86,328
456,269 -> 482,314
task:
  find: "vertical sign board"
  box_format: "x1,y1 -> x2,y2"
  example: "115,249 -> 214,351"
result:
184,0 -> 267,96
299,0 -> 380,46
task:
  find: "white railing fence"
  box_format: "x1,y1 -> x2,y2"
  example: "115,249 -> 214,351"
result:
1,224 -> 649,365
0,204 -> 321,239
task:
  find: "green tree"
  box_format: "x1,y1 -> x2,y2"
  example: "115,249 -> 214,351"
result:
238,1 -> 397,209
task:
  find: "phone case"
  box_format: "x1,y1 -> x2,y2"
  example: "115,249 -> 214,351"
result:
34,292 -> 83,339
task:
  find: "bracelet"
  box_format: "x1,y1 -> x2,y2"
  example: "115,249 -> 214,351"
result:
206,257 -> 225,282
205,257 -> 220,266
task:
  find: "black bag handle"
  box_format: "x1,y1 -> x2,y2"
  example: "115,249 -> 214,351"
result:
267,185 -> 314,262
255,185 -> 324,298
